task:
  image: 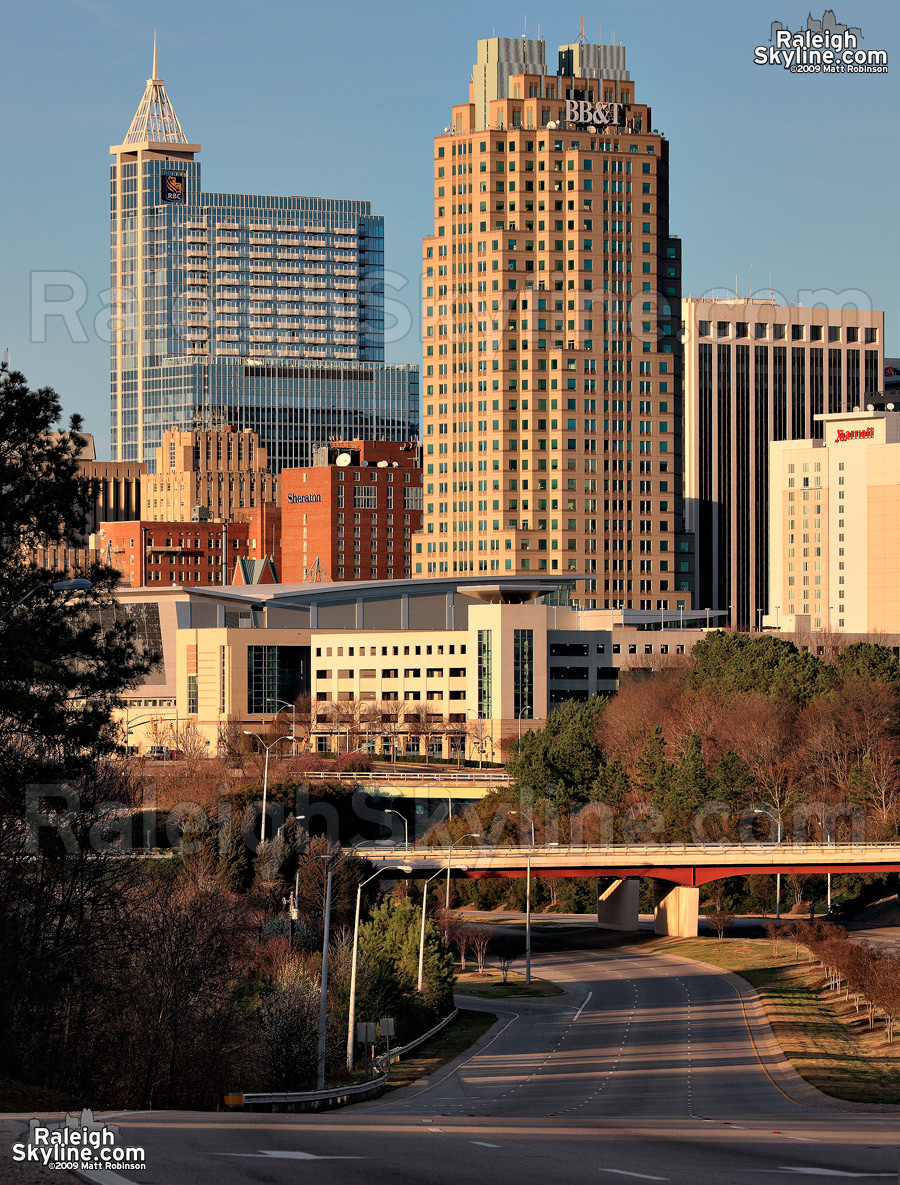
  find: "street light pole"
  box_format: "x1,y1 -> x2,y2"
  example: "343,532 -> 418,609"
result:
317,857 -> 335,1091
243,731 -> 290,845
510,810 -> 534,984
276,698 -> 297,757
825,824 -> 833,913
383,808 -> 409,848
0,577 -> 92,623
417,868 -> 445,992
346,864 -> 411,1071
445,832 -> 480,916
753,807 -> 783,920
316,843 -> 364,1091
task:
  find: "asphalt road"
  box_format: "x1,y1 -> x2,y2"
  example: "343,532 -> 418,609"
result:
6,942 -> 898,1185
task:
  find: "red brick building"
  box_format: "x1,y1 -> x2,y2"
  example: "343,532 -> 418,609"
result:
280,440 -> 422,583
97,501 -> 281,586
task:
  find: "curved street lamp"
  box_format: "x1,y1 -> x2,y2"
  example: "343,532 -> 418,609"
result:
753,806 -> 783,920
346,863 -> 412,1071
510,809 -> 535,984
418,867 -> 446,992
243,731 -> 291,844
445,832 -> 481,914
0,577 -> 92,623
382,808 -> 409,848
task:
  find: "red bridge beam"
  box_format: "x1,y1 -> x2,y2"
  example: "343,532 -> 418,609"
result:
462,863 -> 900,886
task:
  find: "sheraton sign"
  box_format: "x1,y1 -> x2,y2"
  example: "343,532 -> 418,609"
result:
835,427 -> 874,442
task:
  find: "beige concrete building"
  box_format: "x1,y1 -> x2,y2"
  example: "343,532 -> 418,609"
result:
141,425 -> 277,522
414,34 -> 695,613
683,297 -> 883,632
767,409 -> 900,634
112,580 -> 722,758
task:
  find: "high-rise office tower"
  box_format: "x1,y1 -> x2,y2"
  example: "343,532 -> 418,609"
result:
109,42 -> 417,472
682,297 -> 883,630
414,36 -> 694,611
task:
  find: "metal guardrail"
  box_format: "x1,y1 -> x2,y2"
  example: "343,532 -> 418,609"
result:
375,1007 -> 460,1071
228,1075 -> 387,1112
225,1008 -> 460,1112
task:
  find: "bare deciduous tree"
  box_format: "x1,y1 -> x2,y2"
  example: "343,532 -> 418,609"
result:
471,926 -> 491,974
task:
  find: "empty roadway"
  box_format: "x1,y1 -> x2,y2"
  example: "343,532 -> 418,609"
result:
40,938 -> 899,1185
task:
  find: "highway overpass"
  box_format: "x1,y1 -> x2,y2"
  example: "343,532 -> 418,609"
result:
358,841 -> 900,937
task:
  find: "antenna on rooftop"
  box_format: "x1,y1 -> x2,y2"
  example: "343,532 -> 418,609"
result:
580,14 -> 585,44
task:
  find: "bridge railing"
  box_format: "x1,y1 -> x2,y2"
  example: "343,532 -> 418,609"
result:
355,841 -> 900,867
287,770 -> 510,783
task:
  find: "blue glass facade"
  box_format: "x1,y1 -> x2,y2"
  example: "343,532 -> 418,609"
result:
110,122 -> 417,471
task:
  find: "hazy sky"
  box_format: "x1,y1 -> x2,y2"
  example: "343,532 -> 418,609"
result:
2,0 -> 897,454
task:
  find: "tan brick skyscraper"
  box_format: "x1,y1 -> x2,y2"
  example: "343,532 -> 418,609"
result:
414,36 -> 695,611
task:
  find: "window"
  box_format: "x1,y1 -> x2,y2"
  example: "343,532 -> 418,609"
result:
514,628 -> 534,720
477,629 -> 493,719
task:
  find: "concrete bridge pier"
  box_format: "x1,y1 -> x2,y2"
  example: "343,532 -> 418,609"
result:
596,877 -> 640,931
653,880 -> 699,937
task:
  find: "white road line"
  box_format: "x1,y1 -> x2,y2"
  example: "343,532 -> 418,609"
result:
763,1170 -> 896,1178
599,1170 -> 669,1181
217,1152 -> 364,1160
72,1172 -> 138,1184
471,1141 -> 502,1148
573,990 -> 593,1020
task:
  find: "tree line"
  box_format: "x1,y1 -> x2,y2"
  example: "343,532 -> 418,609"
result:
0,369 -> 455,1109
781,920 -> 900,1043
506,631 -> 900,845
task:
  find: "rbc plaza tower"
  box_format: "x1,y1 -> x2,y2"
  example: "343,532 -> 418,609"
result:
109,43 -> 417,472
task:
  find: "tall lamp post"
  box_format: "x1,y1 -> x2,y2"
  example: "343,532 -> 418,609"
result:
753,807 -> 783,920
510,810 -> 535,984
0,577 -> 92,623
382,808 -> 409,848
346,863 -> 411,1071
517,704 -> 529,743
243,731 -> 291,845
276,698 -> 298,756
417,867 -> 446,992
825,823 -> 833,913
445,833 -> 480,915
315,843 -> 364,1090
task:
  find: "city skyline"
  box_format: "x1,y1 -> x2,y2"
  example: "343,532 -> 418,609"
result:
1,1 -> 897,451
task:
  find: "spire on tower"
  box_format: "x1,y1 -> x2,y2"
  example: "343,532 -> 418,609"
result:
122,37 -> 188,145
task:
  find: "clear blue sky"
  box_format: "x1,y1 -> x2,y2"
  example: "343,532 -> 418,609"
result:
1,0 -> 897,455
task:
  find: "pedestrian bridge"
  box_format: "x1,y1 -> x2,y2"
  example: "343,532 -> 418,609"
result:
358,842 -> 900,938
307,769 -> 510,803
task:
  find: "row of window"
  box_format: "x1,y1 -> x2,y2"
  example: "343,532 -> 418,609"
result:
314,643 -> 465,657
697,320 -> 876,344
